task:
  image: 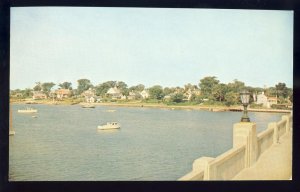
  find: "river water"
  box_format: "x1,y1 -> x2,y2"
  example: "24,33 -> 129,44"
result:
9,104 -> 284,181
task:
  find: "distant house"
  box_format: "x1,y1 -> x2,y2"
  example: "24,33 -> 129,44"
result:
87,96 -> 102,103
183,88 -> 201,101
107,87 -> 122,99
256,92 -> 278,108
267,97 -> 278,106
163,95 -> 172,101
127,91 -> 141,100
183,89 -> 193,101
120,95 -> 127,100
82,88 -> 96,102
55,89 -> 72,99
82,88 -> 96,97
140,90 -> 149,99
32,91 -> 47,100
193,89 -> 201,96
96,97 -> 102,102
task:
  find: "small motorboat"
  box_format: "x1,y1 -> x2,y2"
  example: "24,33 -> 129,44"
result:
9,130 -> 16,136
82,104 -> 95,108
97,122 -> 121,130
17,107 -> 38,113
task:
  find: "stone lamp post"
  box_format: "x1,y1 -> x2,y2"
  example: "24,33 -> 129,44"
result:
233,90 -> 257,168
240,90 -> 250,122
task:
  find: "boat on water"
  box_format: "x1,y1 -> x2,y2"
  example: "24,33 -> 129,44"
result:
25,101 -> 38,104
97,122 -> 121,130
10,105 -> 15,135
82,104 -> 95,108
17,107 -> 38,113
106,110 -> 116,112
9,130 -> 16,136
210,108 -> 227,112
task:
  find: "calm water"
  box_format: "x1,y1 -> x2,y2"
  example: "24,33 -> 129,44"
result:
9,104 -> 284,181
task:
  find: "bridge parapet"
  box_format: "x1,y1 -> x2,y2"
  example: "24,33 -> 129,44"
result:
179,113 -> 292,181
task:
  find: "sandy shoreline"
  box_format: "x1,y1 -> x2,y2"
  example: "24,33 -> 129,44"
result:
11,100 -> 292,114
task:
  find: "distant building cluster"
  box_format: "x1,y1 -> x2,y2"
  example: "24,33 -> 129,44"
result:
28,87 -> 152,103
22,85 -> 203,103
105,86 -> 150,101
10,78 -> 292,109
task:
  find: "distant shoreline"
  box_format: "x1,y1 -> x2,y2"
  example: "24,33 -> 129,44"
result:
10,100 -> 292,114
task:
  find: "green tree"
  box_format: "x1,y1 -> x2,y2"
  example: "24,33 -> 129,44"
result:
199,76 -> 219,97
252,87 -> 264,93
116,81 -> 127,90
265,87 -> 277,97
170,93 -> 184,103
184,83 -> 198,92
129,84 -> 145,92
275,82 -> 289,98
227,79 -> 245,93
212,83 -> 227,102
105,81 -> 117,88
58,82 -> 72,90
289,90 -> 293,103
10,89 -> 20,96
22,88 -> 33,98
163,87 -> 175,96
33,82 -> 42,91
249,87 -> 264,95
95,81 -> 116,96
175,86 -> 184,93
245,86 -> 258,103
224,91 -> 239,106
116,81 -> 128,96
77,79 -> 93,94
149,85 -> 164,100
189,93 -> 197,102
122,88 -> 130,96
41,82 -> 55,96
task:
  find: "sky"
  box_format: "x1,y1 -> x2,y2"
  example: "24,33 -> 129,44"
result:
10,7 -> 293,90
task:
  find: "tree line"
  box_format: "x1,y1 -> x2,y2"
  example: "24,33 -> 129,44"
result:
10,76 -> 293,106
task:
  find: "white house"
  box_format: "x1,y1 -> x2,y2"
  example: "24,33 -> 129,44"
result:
256,92 -> 278,108
140,90 -> 149,99
107,87 -> 122,99
82,88 -> 96,97
82,88 -> 96,103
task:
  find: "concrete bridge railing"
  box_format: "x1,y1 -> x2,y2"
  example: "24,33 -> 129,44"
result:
179,113 -> 292,181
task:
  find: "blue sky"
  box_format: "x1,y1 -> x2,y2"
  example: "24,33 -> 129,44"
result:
10,7 -> 293,90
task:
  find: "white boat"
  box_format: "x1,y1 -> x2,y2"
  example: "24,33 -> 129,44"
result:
82,104 -> 95,108
17,107 -> 37,113
10,105 -> 15,136
9,130 -> 16,136
106,110 -> 116,112
97,122 -> 121,130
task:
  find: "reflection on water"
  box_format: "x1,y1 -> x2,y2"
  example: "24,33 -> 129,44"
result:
9,104 -> 284,181
97,129 -> 120,134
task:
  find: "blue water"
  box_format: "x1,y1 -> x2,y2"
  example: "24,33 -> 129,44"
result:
9,104 -> 284,181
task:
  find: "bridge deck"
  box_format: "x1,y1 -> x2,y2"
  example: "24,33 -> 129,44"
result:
232,131 -> 292,180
